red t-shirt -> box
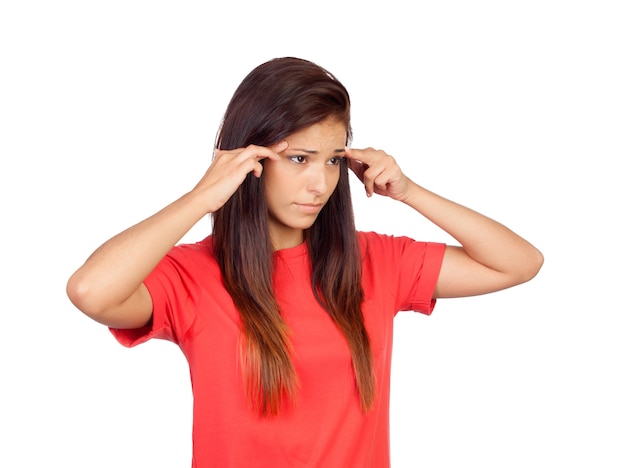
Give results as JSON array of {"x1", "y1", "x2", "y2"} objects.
[{"x1": 111, "y1": 231, "x2": 445, "y2": 467}]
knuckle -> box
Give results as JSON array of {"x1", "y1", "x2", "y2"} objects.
[{"x1": 246, "y1": 144, "x2": 263, "y2": 152}]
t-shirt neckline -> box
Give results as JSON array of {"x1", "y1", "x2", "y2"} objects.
[{"x1": 273, "y1": 241, "x2": 308, "y2": 260}]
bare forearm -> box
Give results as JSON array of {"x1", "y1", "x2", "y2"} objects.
[
  {"x1": 67, "y1": 191, "x2": 207, "y2": 316},
  {"x1": 402, "y1": 180, "x2": 543, "y2": 281},
  {"x1": 67, "y1": 143, "x2": 286, "y2": 325},
  {"x1": 344, "y1": 147, "x2": 543, "y2": 297}
]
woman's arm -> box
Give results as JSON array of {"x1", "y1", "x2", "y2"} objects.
[
  {"x1": 66, "y1": 192, "x2": 211, "y2": 329},
  {"x1": 345, "y1": 147, "x2": 544, "y2": 298},
  {"x1": 66, "y1": 143, "x2": 286, "y2": 328}
]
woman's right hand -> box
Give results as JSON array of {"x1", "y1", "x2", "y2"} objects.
[{"x1": 193, "y1": 141, "x2": 287, "y2": 214}]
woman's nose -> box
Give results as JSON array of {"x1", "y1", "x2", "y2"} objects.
[{"x1": 306, "y1": 166, "x2": 328, "y2": 195}]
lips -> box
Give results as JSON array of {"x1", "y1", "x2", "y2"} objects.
[{"x1": 294, "y1": 203, "x2": 324, "y2": 214}]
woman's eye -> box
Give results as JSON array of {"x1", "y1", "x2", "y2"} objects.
[
  {"x1": 328, "y1": 157, "x2": 342, "y2": 166},
  {"x1": 289, "y1": 155, "x2": 307, "y2": 164}
]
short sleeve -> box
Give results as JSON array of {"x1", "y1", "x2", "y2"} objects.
[
  {"x1": 359, "y1": 232, "x2": 445, "y2": 316},
  {"x1": 398, "y1": 240, "x2": 446, "y2": 315},
  {"x1": 109, "y1": 243, "x2": 204, "y2": 348}
]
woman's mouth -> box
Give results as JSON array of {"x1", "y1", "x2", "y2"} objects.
[{"x1": 294, "y1": 203, "x2": 324, "y2": 214}]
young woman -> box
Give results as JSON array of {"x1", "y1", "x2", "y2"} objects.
[{"x1": 66, "y1": 57, "x2": 543, "y2": 467}]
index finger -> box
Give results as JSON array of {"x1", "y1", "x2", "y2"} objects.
[
  {"x1": 245, "y1": 141, "x2": 287, "y2": 162},
  {"x1": 268, "y1": 140, "x2": 289, "y2": 158},
  {"x1": 240, "y1": 142, "x2": 287, "y2": 162},
  {"x1": 344, "y1": 147, "x2": 374, "y2": 165}
]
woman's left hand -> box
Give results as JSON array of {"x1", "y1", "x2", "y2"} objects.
[{"x1": 345, "y1": 147, "x2": 411, "y2": 201}]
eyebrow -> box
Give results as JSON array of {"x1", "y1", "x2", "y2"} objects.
[{"x1": 289, "y1": 148, "x2": 346, "y2": 154}]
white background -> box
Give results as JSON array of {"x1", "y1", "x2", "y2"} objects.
[{"x1": 1, "y1": 1, "x2": 624, "y2": 466}]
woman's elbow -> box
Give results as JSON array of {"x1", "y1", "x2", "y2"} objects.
[
  {"x1": 517, "y1": 246, "x2": 544, "y2": 284},
  {"x1": 66, "y1": 273, "x2": 152, "y2": 329},
  {"x1": 66, "y1": 272, "x2": 102, "y2": 319}
]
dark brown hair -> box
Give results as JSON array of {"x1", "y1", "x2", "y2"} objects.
[{"x1": 212, "y1": 57, "x2": 374, "y2": 415}]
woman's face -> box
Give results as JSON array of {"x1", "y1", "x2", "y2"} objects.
[{"x1": 263, "y1": 117, "x2": 347, "y2": 250}]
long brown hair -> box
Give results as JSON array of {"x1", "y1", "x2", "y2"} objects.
[{"x1": 212, "y1": 57, "x2": 375, "y2": 415}]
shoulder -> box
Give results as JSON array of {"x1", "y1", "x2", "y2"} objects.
[
  {"x1": 170, "y1": 235, "x2": 214, "y2": 256},
  {"x1": 145, "y1": 236, "x2": 222, "y2": 307},
  {"x1": 357, "y1": 230, "x2": 446, "y2": 264},
  {"x1": 357, "y1": 231, "x2": 416, "y2": 254},
  {"x1": 161, "y1": 235, "x2": 218, "y2": 273}
]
